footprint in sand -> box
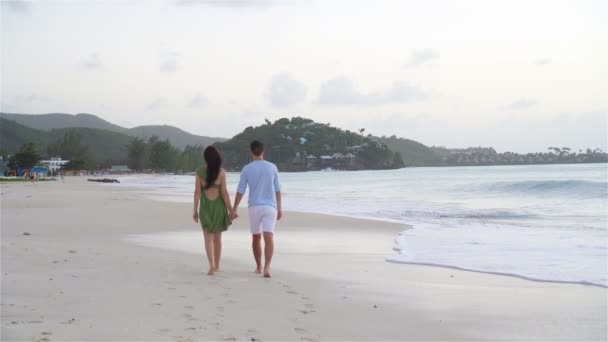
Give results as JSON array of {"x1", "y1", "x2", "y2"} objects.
[
  {"x1": 287, "y1": 290, "x2": 298, "y2": 295},
  {"x1": 153, "y1": 303, "x2": 162, "y2": 307},
  {"x1": 294, "y1": 327, "x2": 307, "y2": 334},
  {"x1": 304, "y1": 303, "x2": 314, "y2": 309},
  {"x1": 184, "y1": 305, "x2": 194, "y2": 310}
]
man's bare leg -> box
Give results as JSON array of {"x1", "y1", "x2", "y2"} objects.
[
  {"x1": 252, "y1": 233, "x2": 262, "y2": 273},
  {"x1": 213, "y1": 232, "x2": 222, "y2": 272},
  {"x1": 202, "y1": 230, "x2": 215, "y2": 275},
  {"x1": 262, "y1": 232, "x2": 274, "y2": 278}
]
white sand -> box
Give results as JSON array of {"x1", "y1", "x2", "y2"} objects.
[{"x1": 1, "y1": 178, "x2": 606, "y2": 341}]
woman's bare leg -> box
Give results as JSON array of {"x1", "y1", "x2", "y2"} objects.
[
  {"x1": 202, "y1": 230, "x2": 215, "y2": 275},
  {"x1": 213, "y1": 232, "x2": 222, "y2": 272}
]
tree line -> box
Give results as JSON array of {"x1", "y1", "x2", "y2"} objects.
[
  {"x1": 1, "y1": 130, "x2": 207, "y2": 173},
  {"x1": 126, "y1": 136, "x2": 204, "y2": 173}
]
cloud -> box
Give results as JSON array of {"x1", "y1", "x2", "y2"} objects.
[
  {"x1": 16, "y1": 93, "x2": 52, "y2": 104},
  {"x1": 534, "y1": 58, "x2": 550, "y2": 67},
  {"x1": 503, "y1": 98, "x2": 539, "y2": 110},
  {"x1": 160, "y1": 51, "x2": 182, "y2": 72},
  {"x1": 147, "y1": 97, "x2": 168, "y2": 110},
  {"x1": 405, "y1": 49, "x2": 439, "y2": 68},
  {"x1": 266, "y1": 72, "x2": 307, "y2": 107},
  {"x1": 188, "y1": 94, "x2": 207, "y2": 108},
  {"x1": 79, "y1": 53, "x2": 104, "y2": 71},
  {"x1": 317, "y1": 75, "x2": 429, "y2": 106},
  {"x1": 176, "y1": 0, "x2": 275, "y2": 9},
  {"x1": 3, "y1": 1, "x2": 32, "y2": 13}
]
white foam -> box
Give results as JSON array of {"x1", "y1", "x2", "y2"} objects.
[{"x1": 389, "y1": 222, "x2": 608, "y2": 287}]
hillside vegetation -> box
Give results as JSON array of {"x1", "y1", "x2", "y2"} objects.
[
  {"x1": 0, "y1": 112, "x2": 225, "y2": 149},
  {"x1": 216, "y1": 117, "x2": 404, "y2": 171}
]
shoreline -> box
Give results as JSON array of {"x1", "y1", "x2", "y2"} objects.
[
  {"x1": 2, "y1": 179, "x2": 606, "y2": 340},
  {"x1": 109, "y1": 174, "x2": 608, "y2": 289}
]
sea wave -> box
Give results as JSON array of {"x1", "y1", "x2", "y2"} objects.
[{"x1": 478, "y1": 180, "x2": 607, "y2": 198}]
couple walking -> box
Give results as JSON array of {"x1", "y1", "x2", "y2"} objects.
[{"x1": 193, "y1": 140, "x2": 282, "y2": 278}]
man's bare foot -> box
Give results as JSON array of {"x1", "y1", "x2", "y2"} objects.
[
  {"x1": 263, "y1": 268, "x2": 272, "y2": 278},
  {"x1": 254, "y1": 267, "x2": 262, "y2": 274},
  {"x1": 207, "y1": 268, "x2": 215, "y2": 275}
]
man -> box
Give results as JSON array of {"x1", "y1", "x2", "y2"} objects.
[{"x1": 233, "y1": 140, "x2": 282, "y2": 278}]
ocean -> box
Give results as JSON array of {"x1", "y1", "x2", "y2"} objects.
[{"x1": 111, "y1": 163, "x2": 608, "y2": 287}]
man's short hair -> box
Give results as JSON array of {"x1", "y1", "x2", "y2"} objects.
[{"x1": 250, "y1": 140, "x2": 264, "y2": 156}]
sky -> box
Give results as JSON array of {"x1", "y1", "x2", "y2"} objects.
[{"x1": 1, "y1": 0, "x2": 607, "y2": 153}]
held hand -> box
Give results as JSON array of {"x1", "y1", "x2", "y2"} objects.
[
  {"x1": 193, "y1": 211, "x2": 199, "y2": 223},
  {"x1": 277, "y1": 210, "x2": 282, "y2": 221}
]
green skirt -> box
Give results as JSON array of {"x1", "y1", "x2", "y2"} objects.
[{"x1": 199, "y1": 193, "x2": 231, "y2": 233}]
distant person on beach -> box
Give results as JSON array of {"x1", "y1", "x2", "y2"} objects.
[
  {"x1": 233, "y1": 140, "x2": 282, "y2": 278},
  {"x1": 193, "y1": 146, "x2": 237, "y2": 275}
]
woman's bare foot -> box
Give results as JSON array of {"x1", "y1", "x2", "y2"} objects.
[
  {"x1": 214, "y1": 267, "x2": 220, "y2": 272},
  {"x1": 263, "y1": 267, "x2": 272, "y2": 278},
  {"x1": 254, "y1": 266, "x2": 262, "y2": 274},
  {"x1": 207, "y1": 268, "x2": 215, "y2": 275}
]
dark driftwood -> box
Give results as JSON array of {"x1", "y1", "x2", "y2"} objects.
[{"x1": 87, "y1": 178, "x2": 120, "y2": 183}]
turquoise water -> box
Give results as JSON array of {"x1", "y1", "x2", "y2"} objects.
[{"x1": 113, "y1": 163, "x2": 608, "y2": 287}]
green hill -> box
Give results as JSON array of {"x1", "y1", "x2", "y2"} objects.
[
  {"x1": 0, "y1": 112, "x2": 226, "y2": 149},
  {"x1": 376, "y1": 136, "x2": 442, "y2": 166},
  {"x1": 47, "y1": 127, "x2": 132, "y2": 164},
  {"x1": 0, "y1": 112, "x2": 128, "y2": 133},
  {"x1": 216, "y1": 117, "x2": 404, "y2": 171},
  {"x1": 128, "y1": 125, "x2": 223, "y2": 150},
  {"x1": 0, "y1": 118, "x2": 50, "y2": 153},
  {"x1": 0, "y1": 118, "x2": 131, "y2": 165}
]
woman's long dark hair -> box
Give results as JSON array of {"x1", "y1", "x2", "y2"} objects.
[{"x1": 203, "y1": 146, "x2": 222, "y2": 190}]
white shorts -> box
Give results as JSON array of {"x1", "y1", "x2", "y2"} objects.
[{"x1": 248, "y1": 206, "x2": 277, "y2": 234}]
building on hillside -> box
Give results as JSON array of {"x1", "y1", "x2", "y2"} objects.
[
  {"x1": 332, "y1": 152, "x2": 346, "y2": 160},
  {"x1": 40, "y1": 158, "x2": 69, "y2": 174}
]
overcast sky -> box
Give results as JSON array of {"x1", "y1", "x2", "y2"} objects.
[{"x1": 1, "y1": 0, "x2": 607, "y2": 152}]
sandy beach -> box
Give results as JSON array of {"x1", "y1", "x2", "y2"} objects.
[{"x1": 1, "y1": 178, "x2": 606, "y2": 341}]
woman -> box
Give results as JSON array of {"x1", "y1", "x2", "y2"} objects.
[{"x1": 193, "y1": 146, "x2": 236, "y2": 275}]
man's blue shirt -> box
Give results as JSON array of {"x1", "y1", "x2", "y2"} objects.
[{"x1": 237, "y1": 160, "x2": 281, "y2": 208}]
